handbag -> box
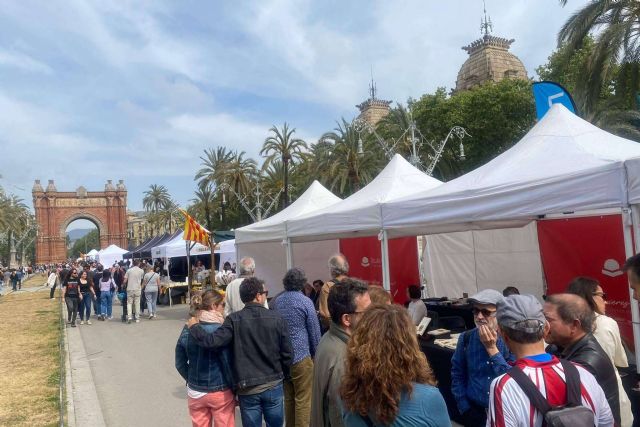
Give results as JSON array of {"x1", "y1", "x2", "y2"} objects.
[{"x1": 117, "y1": 291, "x2": 125, "y2": 302}]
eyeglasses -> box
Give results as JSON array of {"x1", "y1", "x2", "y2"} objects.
[
  {"x1": 593, "y1": 292, "x2": 608, "y2": 301},
  {"x1": 259, "y1": 290, "x2": 269, "y2": 296},
  {"x1": 472, "y1": 308, "x2": 497, "y2": 317}
]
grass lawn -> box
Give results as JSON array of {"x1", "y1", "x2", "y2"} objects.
[{"x1": 0, "y1": 290, "x2": 63, "y2": 426}]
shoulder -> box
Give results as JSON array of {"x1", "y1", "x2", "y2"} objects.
[
  {"x1": 595, "y1": 314, "x2": 618, "y2": 331},
  {"x1": 412, "y1": 382, "x2": 443, "y2": 399}
]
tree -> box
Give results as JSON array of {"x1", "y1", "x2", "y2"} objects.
[
  {"x1": 261, "y1": 123, "x2": 308, "y2": 207},
  {"x1": 195, "y1": 147, "x2": 233, "y2": 188},
  {"x1": 142, "y1": 184, "x2": 171, "y2": 234},
  {"x1": 191, "y1": 182, "x2": 217, "y2": 232},
  {"x1": 68, "y1": 229, "x2": 99, "y2": 259}
]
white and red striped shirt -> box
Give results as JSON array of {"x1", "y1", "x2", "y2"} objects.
[{"x1": 487, "y1": 355, "x2": 614, "y2": 427}]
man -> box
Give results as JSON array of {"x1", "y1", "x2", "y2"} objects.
[
  {"x1": 47, "y1": 267, "x2": 59, "y2": 299},
  {"x1": 92, "y1": 264, "x2": 103, "y2": 315},
  {"x1": 451, "y1": 289, "x2": 514, "y2": 427},
  {"x1": 318, "y1": 254, "x2": 349, "y2": 330},
  {"x1": 123, "y1": 260, "x2": 144, "y2": 324},
  {"x1": 544, "y1": 293, "x2": 621, "y2": 425},
  {"x1": 188, "y1": 277, "x2": 293, "y2": 427},
  {"x1": 224, "y1": 257, "x2": 266, "y2": 315},
  {"x1": 487, "y1": 294, "x2": 613, "y2": 426},
  {"x1": 272, "y1": 268, "x2": 322, "y2": 427},
  {"x1": 624, "y1": 253, "x2": 640, "y2": 302},
  {"x1": 310, "y1": 278, "x2": 370, "y2": 427}
]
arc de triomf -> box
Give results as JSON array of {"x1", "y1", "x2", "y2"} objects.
[{"x1": 32, "y1": 179, "x2": 128, "y2": 264}]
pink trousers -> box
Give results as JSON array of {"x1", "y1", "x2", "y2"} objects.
[{"x1": 187, "y1": 389, "x2": 235, "y2": 427}]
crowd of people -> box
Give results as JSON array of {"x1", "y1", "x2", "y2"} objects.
[
  {"x1": 175, "y1": 253, "x2": 640, "y2": 427},
  {"x1": 46, "y1": 258, "x2": 163, "y2": 326}
]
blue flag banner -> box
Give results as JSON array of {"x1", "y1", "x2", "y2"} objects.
[{"x1": 532, "y1": 81, "x2": 577, "y2": 120}]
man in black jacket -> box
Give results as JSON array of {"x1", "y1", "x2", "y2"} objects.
[
  {"x1": 544, "y1": 293, "x2": 620, "y2": 425},
  {"x1": 188, "y1": 277, "x2": 293, "y2": 427}
]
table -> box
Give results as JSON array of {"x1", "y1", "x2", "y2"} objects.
[
  {"x1": 419, "y1": 338, "x2": 463, "y2": 423},
  {"x1": 424, "y1": 302, "x2": 475, "y2": 330}
]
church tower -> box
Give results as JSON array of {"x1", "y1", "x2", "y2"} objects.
[
  {"x1": 455, "y1": 2, "x2": 528, "y2": 92},
  {"x1": 356, "y1": 77, "x2": 392, "y2": 126}
]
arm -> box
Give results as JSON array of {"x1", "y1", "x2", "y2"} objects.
[
  {"x1": 318, "y1": 282, "x2": 331, "y2": 319},
  {"x1": 188, "y1": 316, "x2": 233, "y2": 349},
  {"x1": 450, "y1": 331, "x2": 470, "y2": 414},
  {"x1": 306, "y1": 299, "x2": 322, "y2": 357},
  {"x1": 279, "y1": 318, "x2": 294, "y2": 378},
  {"x1": 487, "y1": 340, "x2": 513, "y2": 376},
  {"x1": 174, "y1": 327, "x2": 189, "y2": 381}
]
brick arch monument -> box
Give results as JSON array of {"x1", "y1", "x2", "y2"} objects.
[{"x1": 32, "y1": 179, "x2": 128, "y2": 263}]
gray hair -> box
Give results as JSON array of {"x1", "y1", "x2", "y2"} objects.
[
  {"x1": 328, "y1": 254, "x2": 349, "y2": 279},
  {"x1": 238, "y1": 257, "x2": 255, "y2": 276}
]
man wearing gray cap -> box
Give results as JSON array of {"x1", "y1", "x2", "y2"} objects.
[
  {"x1": 451, "y1": 289, "x2": 514, "y2": 427},
  {"x1": 487, "y1": 294, "x2": 613, "y2": 427}
]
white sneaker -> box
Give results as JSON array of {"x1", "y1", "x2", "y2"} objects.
[
  {"x1": 86, "y1": 320, "x2": 92, "y2": 325},
  {"x1": 80, "y1": 320, "x2": 84, "y2": 325},
  {"x1": 135, "y1": 319, "x2": 140, "y2": 323}
]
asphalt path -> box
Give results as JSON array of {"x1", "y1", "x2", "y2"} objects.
[{"x1": 78, "y1": 302, "x2": 191, "y2": 427}]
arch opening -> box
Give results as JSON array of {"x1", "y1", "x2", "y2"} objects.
[{"x1": 65, "y1": 218, "x2": 100, "y2": 260}]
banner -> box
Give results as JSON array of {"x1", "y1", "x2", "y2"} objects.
[
  {"x1": 339, "y1": 236, "x2": 420, "y2": 304},
  {"x1": 536, "y1": 214, "x2": 634, "y2": 348},
  {"x1": 532, "y1": 81, "x2": 577, "y2": 120}
]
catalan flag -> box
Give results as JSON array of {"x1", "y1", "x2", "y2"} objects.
[{"x1": 180, "y1": 209, "x2": 210, "y2": 246}]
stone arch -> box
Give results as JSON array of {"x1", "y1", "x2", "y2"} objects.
[{"x1": 32, "y1": 180, "x2": 128, "y2": 263}]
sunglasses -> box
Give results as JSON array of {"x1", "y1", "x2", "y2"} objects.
[
  {"x1": 593, "y1": 292, "x2": 608, "y2": 301},
  {"x1": 472, "y1": 307, "x2": 497, "y2": 317},
  {"x1": 259, "y1": 290, "x2": 269, "y2": 296}
]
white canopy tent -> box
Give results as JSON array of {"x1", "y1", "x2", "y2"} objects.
[
  {"x1": 286, "y1": 154, "x2": 443, "y2": 287},
  {"x1": 217, "y1": 239, "x2": 236, "y2": 271},
  {"x1": 96, "y1": 244, "x2": 128, "y2": 267},
  {"x1": 235, "y1": 180, "x2": 342, "y2": 293},
  {"x1": 381, "y1": 104, "x2": 640, "y2": 369},
  {"x1": 152, "y1": 234, "x2": 210, "y2": 259}
]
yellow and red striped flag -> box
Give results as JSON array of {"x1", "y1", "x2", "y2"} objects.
[{"x1": 179, "y1": 209, "x2": 210, "y2": 246}]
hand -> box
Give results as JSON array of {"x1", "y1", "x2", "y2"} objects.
[
  {"x1": 478, "y1": 324, "x2": 499, "y2": 356},
  {"x1": 186, "y1": 316, "x2": 199, "y2": 328}
]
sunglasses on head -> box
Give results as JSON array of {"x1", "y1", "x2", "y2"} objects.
[
  {"x1": 593, "y1": 292, "x2": 608, "y2": 301},
  {"x1": 472, "y1": 307, "x2": 497, "y2": 317}
]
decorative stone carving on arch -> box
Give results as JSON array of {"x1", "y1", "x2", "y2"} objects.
[{"x1": 32, "y1": 179, "x2": 128, "y2": 264}]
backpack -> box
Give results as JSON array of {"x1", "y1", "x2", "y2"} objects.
[{"x1": 508, "y1": 359, "x2": 595, "y2": 427}]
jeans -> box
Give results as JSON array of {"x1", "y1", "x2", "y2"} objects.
[
  {"x1": 121, "y1": 293, "x2": 128, "y2": 320},
  {"x1": 126, "y1": 289, "x2": 141, "y2": 320},
  {"x1": 145, "y1": 289, "x2": 158, "y2": 315},
  {"x1": 79, "y1": 292, "x2": 92, "y2": 320},
  {"x1": 188, "y1": 389, "x2": 235, "y2": 427},
  {"x1": 49, "y1": 282, "x2": 57, "y2": 299},
  {"x1": 93, "y1": 290, "x2": 101, "y2": 315},
  {"x1": 65, "y1": 297, "x2": 79, "y2": 324},
  {"x1": 100, "y1": 291, "x2": 112, "y2": 317},
  {"x1": 284, "y1": 357, "x2": 313, "y2": 427},
  {"x1": 238, "y1": 382, "x2": 284, "y2": 427},
  {"x1": 459, "y1": 401, "x2": 488, "y2": 427}
]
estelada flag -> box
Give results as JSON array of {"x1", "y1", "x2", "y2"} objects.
[{"x1": 179, "y1": 209, "x2": 210, "y2": 246}]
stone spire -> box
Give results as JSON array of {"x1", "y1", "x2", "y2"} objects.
[
  {"x1": 356, "y1": 72, "x2": 392, "y2": 126},
  {"x1": 32, "y1": 179, "x2": 44, "y2": 193},
  {"x1": 45, "y1": 179, "x2": 57, "y2": 193}
]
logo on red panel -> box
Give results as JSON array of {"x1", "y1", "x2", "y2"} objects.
[
  {"x1": 361, "y1": 257, "x2": 370, "y2": 267},
  {"x1": 602, "y1": 259, "x2": 623, "y2": 277}
]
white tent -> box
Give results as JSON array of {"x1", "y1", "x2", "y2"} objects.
[
  {"x1": 235, "y1": 180, "x2": 342, "y2": 293},
  {"x1": 381, "y1": 104, "x2": 640, "y2": 368},
  {"x1": 86, "y1": 249, "x2": 99, "y2": 256},
  {"x1": 152, "y1": 234, "x2": 210, "y2": 259},
  {"x1": 96, "y1": 244, "x2": 128, "y2": 267},
  {"x1": 217, "y1": 239, "x2": 236, "y2": 271}
]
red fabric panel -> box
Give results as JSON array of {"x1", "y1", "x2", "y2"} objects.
[
  {"x1": 339, "y1": 236, "x2": 419, "y2": 305},
  {"x1": 537, "y1": 215, "x2": 634, "y2": 347}
]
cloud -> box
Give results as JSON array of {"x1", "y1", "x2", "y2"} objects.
[{"x1": 0, "y1": 49, "x2": 53, "y2": 74}]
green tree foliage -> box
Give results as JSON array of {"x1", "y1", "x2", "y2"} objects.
[{"x1": 68, "y1": 229, "x2": 100, "y2": 259}]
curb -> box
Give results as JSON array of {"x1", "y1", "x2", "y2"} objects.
[{"x1": 63, "y1": 299, "x2": 107, "y2": 427}]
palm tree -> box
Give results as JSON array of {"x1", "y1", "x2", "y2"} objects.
[
  {"x1": 261, "y1": 123, "x2": 308, "y2": 207},
  {"x1": 195, "y1": 147, "x2": 232, "y2": 187},
  {"x1": 558, "y1": 0, "x2": 640, "y2": 117},
  {"x1": 192, "y1": 182, "x2": 217, "y2": 231},
  {"x1": 224, "y1": 150, "x2": 258, "y2": 196},
  {"x1": 143, "y1": 184, "x2": 171, "y2": 233}
]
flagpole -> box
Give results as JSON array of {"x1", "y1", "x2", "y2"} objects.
[
  {"x1": 209, "y1": 233, "x2": 215, "y2": 288},
  {"x1": 185, "y1": 240, "x2": 191, "y2": 303}
]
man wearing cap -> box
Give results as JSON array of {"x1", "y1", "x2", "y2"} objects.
[
  {"x1": 451, "y1": 289, "x2": 514, "y2": 427},
  {"x1": 487, "y1": 294, "x2": 613, "y2": 427},
  {"x1": 543, "y1": 293, "x2": 620, "y2": 425}
]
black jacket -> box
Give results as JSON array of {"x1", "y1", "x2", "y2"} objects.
[
  {"x1": 189, "y1": 302, "x2": 293, "y2": 390},
  {"x1": 554, "y1": 333, "x2": 620, "y2": 426}
]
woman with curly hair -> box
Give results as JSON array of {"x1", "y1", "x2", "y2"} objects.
[{"x1": 340, "y1": 304, "x2": 451, "y2": 426}]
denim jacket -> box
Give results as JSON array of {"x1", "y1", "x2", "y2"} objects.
[
  {"x1": 175, "y1": 322, "x2": 234, "y2": 393},
  {"x1": 189, "y1": 302, "x2": 293, "y2": 390}
]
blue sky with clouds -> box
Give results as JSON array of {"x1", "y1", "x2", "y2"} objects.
[{"x1": 0, "y1": 0, "x2": 585, "y2": 229}]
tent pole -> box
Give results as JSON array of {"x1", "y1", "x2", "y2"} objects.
[
  {"x1": 186, "y1": 240, "x2": 191, "y2": 304},
  {"x1": 625, "y1": 206, "x2": 640, "y2": 373},
  {"x1": 380, "y1": 230, "x2": 391, "y2": 292},
  {"x1": 285, "y1": 238, "x2": 293, "y2": 270},
  {"x1": 210, "y1": 235, "x2": 216, "y2": 284}
]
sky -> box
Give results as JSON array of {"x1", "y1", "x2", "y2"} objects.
[{"x1": 0, "y1": 0, "x2": 586, "y2": 230}]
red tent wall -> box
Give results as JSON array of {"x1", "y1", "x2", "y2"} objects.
[
  {"x1": 339, "y1": 236, "x2": 419, "y2": 305},
  {"x1": 537, "y1": 214, "x2": 634, "y2": 347}
]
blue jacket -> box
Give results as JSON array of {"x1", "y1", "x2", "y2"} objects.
[{"x1": 175, "y1": 322, "x2": 234, "y2": 393}]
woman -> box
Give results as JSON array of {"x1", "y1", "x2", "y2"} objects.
[
  {"x1": 78, "y1": 270, "x2": 96, "y2": 325},
  {"x1": 175, "y1": 290, "x2": 235, "y2": 427},
  {"x1": 406, "y1": 285, "x2": 428, "y2": 325},
  {"x1": 341, "y1": 304, "x2": 450, "y2": 426},
  {"x1": 62, "y1": 269, "x2": 81, "y2": 327},
  {"x1": 567, "y1": 276, "x2": 633, "y2": 427},
  {"x1": 98, "y1": 270, "x2": 115, "y2": 321},
  {"x1": 143, "y1": 266, "x2": 161, "y2": 319}
]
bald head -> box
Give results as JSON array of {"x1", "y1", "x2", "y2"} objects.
[
  {"x1": 328, "y1": 254, "x2": 349, "y2": 279},
  {"x1": 545, "y1": 293, "x2": 593, "y2": 333}
]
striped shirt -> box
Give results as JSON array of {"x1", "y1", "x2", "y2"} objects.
[{"x1": 487, "y1": 355, "x2": 614, "y2": 427}]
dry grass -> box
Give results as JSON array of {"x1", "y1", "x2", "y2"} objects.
[
  {"x1": 21, "y1": 274, "x2": 49, "y2": 289},
  {"x1": 0, "y1": 290, "x2": 62, "y2": 426}
]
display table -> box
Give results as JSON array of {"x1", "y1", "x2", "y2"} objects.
[
  {"x1": 160, "y1": 282, "x2": 188, "y2": 306},
  {"x1": 419, "y1": 338, "x2": 462, "y2": 423}
]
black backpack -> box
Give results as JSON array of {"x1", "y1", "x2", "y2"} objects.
[{"x1": 508, "y1": 359, "x2": 595, "y2": 427}]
